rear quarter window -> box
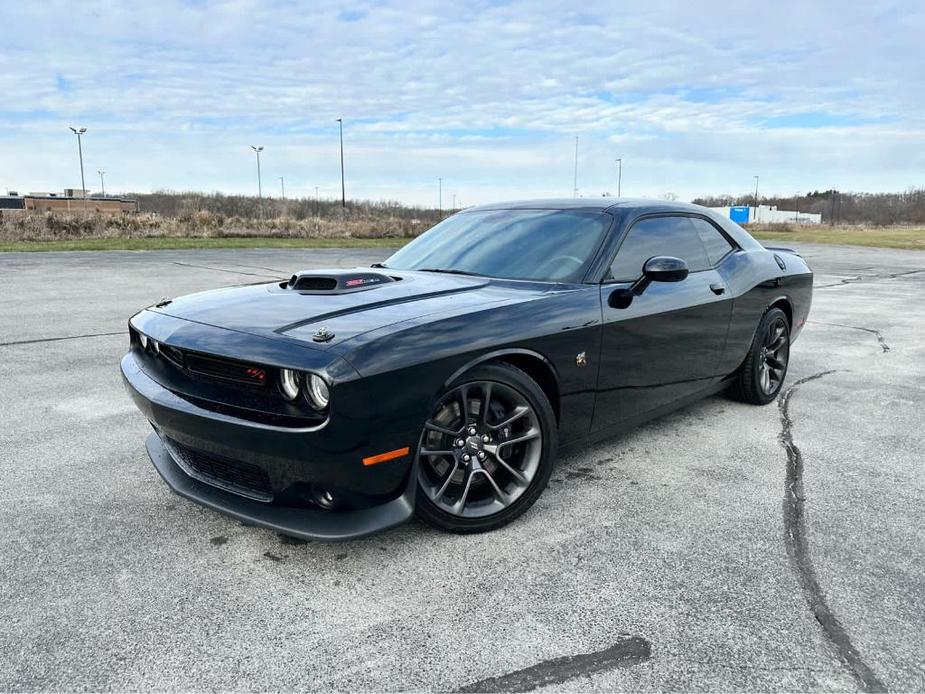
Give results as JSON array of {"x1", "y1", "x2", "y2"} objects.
[{"x1": 689, "y1": 217, "x2": 736, "y2": 265}]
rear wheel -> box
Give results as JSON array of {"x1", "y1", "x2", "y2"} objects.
[
  {"x1": 731, "y1": 307, "x2": 791, "y2": 405},
  {"x1": 415, "y1": 363, "x2": 557, "y2": 533}
]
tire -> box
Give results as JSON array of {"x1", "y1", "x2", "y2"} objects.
[
  {"x1": 730, "y1": 307, "x2": 791, "y2": 405},
  {"x1": 414, "y1": 362, "x2": 558, "y2": 534}
]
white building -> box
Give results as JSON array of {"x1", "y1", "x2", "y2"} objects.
[{"x1": 710, "y1": 204, "x2": 821, "y2": 225}]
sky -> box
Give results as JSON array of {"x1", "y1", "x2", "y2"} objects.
[{"x1": 1, "y1": 0, "x2": 923, "y2": 207}]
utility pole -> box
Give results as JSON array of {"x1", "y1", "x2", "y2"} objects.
[
  {"x1": 573, "y1": 136, "x2": 579, "y2": 198},
  {"x1": 279, "y1": 176, "x2": 285, "y2": 198},
  {"x1": 336, "y1": 118, "x2": 346, "y2": 209},
  {"x1": 98, "y1": 170, "x2": 105, "y2": 197},
  {"x1": 753, "y1": 175, "x2": 760, "y2": 223},
  {"x1": 69, "y1": 127, "x2": 87, "y2": 203},
  {"x1": 615, "y1": 158, "x2": 622, "y2": 197},
  {"x1": 452, "y1": 193, "x2": 456, "y2": 210},
  {"x1": 315, "y1": 185, "x2": 320, "y2": 200},
  {"x1": 438, "y1": 177, "x2": 443, "y2": 216}
]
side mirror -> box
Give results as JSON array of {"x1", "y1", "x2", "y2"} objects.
[
  {"x1": 642, "y1": 256, "x2": 689, "y2": 283},
  {"x1": 607, "y1": 256, "x2": 689, "y2": 309}
]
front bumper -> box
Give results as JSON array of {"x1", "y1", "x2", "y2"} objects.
[
  {"x1": 121, "y1": 352, "x2": 418, "y2": 541},
  {"x1": 145, "y1": 432, "x2": 416, "y2": 542}
]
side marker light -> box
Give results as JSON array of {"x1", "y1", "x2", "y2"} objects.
[{"x1": 362, "y1": 447, "x2": 411, "y2": 467}]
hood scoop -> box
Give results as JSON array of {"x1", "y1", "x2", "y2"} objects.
[{"x1": 283, "y1": 270, "x2": 397, "y2": 295}]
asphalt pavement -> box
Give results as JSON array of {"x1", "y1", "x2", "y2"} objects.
[{"x1": 0, "y1": 243, "x2": 922, "y2": 691}]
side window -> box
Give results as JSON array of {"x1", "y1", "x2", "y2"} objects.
[
  {"x1": 689, "y1": 217, "x2": 735, "y2": 266},
  {"x1": 608, "y1": 216, "x2": 710, "y2": 281}
]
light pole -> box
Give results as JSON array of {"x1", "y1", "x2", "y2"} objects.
[
  {"x1": 315, "y1": 185, "x2": 320, "y2": 200},
  {"x1": 438, "y1": 177, "x2": 443, "y2": 216},
  {"x1": 452, "y1": 193, "x2": 456, "y2": 210},
  {"x1": 98, "y1": 170, "x2": 105, "y2": 197},
  {"x1": 753, "y1": 175, "x2": 760, "y2": 223},
  {"x1": 69, "y1": 126, "x2": 87, "y2": 200},
  {"x1": 336, "y1": 118, "x2": 346, "y2": 209},
  {"x1": 615, "y1": 158, "x2": 622, "y2": 197},
  {"x1": 279, "y1": 176, "x2": 285, "y2": 198},
  {"x1": 251, "y1": 146, "x2": 264, "y2": 219},
  {"x1": 573, "y1": 136, "x2": 579, "y2": 198},
  {"x1": 251, "y1": 146, "x2": 264, "y2": 198}
]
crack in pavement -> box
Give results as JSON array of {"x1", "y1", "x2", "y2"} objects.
[
  {"x1": 816, "y1": 275, "x2": 864, "y2": 289},
  {"x1": 171, "y1": 261, "x2": 282, "y2": 278},
  {"x1": 229, "y1": 262, "x2": 291, "y2": 274},
  {"x1": 816, "y1": 268, "x2": 924, "y2": 289},
  {"x1": 808, "y1": 321, "x2": 890, "y2": 353},
  {"x1": 457, "y1": 635, "x2": 651, "y2": 693},
  {"x1": 0, "y1": 331, "x2": 125, "y2": 347},
  {"x1": 779, "y1": 371, "x2": 886, "y2": 693}
]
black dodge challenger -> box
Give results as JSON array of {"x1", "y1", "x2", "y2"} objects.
[{"x1": 122, "y1": 199, "x2": 812, "y2": 540}]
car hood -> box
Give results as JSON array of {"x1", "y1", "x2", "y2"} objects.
[{"x1": 149, "y1": 268, "x2": 548, "y2": 350}]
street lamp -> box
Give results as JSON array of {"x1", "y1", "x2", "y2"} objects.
[
  {"x1": 753, "y1": 175, "x2": 760, "y2": 222},
  {"x1": 279, "y1": 176, "x2": 285, "y2": 199},
  {"x1": 615, "y1": 158, "x2": 622, "y2": 198},
  {"x1": 98, "y1": 170, "x2": 105, "y2": 197},
  {"x1": 69, "y1": 126, "x2": 87, "y2": 200},
  {"x1": 251, "y1": 146, "x2": 264, "y2": 200},
  {"x1": 336, "y1": 118, "x2": 346, "y2": 209}
]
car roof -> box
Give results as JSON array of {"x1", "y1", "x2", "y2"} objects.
[
  {"x1": 462, "y1": 197, "x2": 764, "y2": 251},
  {"x1": 465, "y1": 197, "x2": 712, "y2": 215}
]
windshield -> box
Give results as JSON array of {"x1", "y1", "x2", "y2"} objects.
[{"x1": 383, "y1": 209, "x2": 612, "y2": 282}]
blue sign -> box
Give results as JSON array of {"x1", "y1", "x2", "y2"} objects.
[{"x1": 729, "y1": 206, "x2": 750, "y2": 223}]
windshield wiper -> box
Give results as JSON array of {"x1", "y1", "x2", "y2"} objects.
[
  {"x1": 370, "y1": 262, "x2": 388, "y2": 268},
  {"x1": 417, "y1": 267, "x2": 484, "y2": 277}
]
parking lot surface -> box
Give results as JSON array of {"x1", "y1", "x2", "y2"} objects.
[{"x1": 1, "y1": 243, "x2": 923, "y2": 691}]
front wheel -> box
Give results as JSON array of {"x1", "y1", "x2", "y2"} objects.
[
  {"x1": 731, "y1": 307, "x2": 791, "y2": 405},
  {"x1": 415, "y1": 363, "x2": 557, "y2": 533}
]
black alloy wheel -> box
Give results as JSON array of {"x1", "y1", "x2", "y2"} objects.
[
  {"x1": 415, "y1": 363, "x2": 556, "y2": 533},
  {"x1": 732, "y1": 307, "x2": 791, "y2": 405}
]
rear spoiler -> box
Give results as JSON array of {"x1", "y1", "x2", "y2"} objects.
[{"x1": 762, "y1": 244, "x2": 802, "y2": 258}]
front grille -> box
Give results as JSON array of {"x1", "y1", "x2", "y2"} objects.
[
  {"x1": 158, "y1": 343, "x2": 185, "y2": 369},
  {"x1": 164, "y1": 438, "x2": 273, "y2": 502},
  {"x1": 185, "y1": 352, "x2": 269, "y2": 387}
]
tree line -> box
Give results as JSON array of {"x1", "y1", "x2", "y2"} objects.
[
  {"x1": 692, "y1": 188, "x2": 925, "y2": 226},
  {"x1": 129, "y1": 190, "x2": 447, "y2": 225},
  {"x1": 124, "y1": 188, "x2": 925, "y2": 226}
]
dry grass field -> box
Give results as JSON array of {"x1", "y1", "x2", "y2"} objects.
[
  {"x1": 1, "y1": 211, "x2": 923, "y2": 252},
  {"x1": 749, "y1": 224, "x2": 925, "y2": 250}
]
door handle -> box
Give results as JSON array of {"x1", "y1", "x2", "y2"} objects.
[{"x1": 710, "y1": 283, "x2": 726, "y2": 295}]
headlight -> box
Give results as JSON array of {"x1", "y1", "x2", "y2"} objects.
[
  {"x1": 279, "y1": 368, "x2": 301, "y2": 401},
  {"x1": 306, "y1": 374, "x2": 330, "y2": 410},
  {"x1": 138, "y1": 333, "x2": 148, "y2": 350}
]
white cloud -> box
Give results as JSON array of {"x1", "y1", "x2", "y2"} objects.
[{"x1": 0, "y1": 0, "x2": 922, "y2": 204}]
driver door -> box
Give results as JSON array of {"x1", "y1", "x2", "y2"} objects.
[{"x1": 591, "y1": 214, "x2": 733, "y2": 432}]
